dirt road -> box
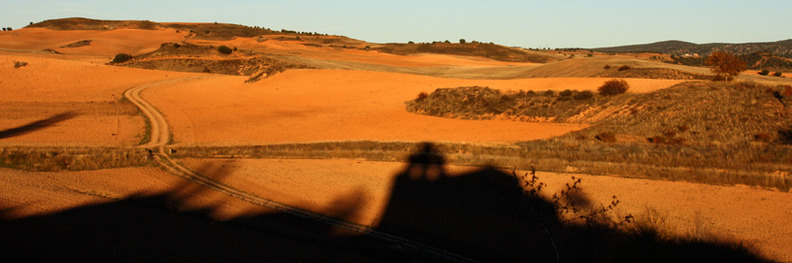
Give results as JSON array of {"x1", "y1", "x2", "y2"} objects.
[{"x1": 122, "y1": 76, "x2": 478, "y2": 262}]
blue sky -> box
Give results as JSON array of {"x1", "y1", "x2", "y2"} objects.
[{"x1": 2, "y1": 0, "x2": 791, "y2": 48}]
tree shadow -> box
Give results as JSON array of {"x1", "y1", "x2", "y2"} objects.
[
  {"x1": 0, "y1": 142, "x2": 777, "y2": 262},
  {"x1": 0, "y1": 111, "x2": 78, "y2": 139}
]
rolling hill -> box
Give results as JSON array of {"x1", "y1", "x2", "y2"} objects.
[{"x1": 595, "y1": 39, "x2": 792, "y2": 58}]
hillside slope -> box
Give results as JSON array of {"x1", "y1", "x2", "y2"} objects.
[{"x1": 595, "y1": 39, "x2": 792, "y2": 58}]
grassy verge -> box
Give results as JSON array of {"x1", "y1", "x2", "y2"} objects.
[
  {"x1": 0, "y1": 146, "x2": 154, "y2": 171},
  {"x1": 138, "y1": 112, "x2": 152, "y2": 146},
  {"x1": 171, "y1": 140, "x2": 792, "y2": 191}
]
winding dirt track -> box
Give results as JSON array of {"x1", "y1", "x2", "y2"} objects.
[{"x1": 123, "y1": 77, "x2": 478, "y2": 262}]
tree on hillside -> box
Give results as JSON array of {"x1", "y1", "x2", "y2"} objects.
[
  {"x1": 459, "y1": 38, "x2": 466, "y2": 44},
  {"x1": 705, "y1": 51, "x2": 746, "y2": 81}
]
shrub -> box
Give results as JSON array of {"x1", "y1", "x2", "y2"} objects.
[
  {"x1": 603, "y1": 65, "x2": 611, "y2": 69},
  {"x1": 618, "y1": 65, "x2": 631, "y2": 71},
  {"x1": 595, "y1": 132, "x2": 616, "y2": 142},
  {"x1": 417, "y1": 92, "x2": 428, "y2": 100},
  {"x1": 111, "y1": 53, "x2": 132, "y2": 63},
  {"x1": 779, "y1": 127, "x2": 792, "y2": 145},
  {"x1": 754, "y1": 133, "x2": 772, "y2": 142},
  {"x1": 217, "y1": 45, "x2": 233, "y2": 54},
  {"x1": 543, "y1": 90, "x2": 556, "y2": 96},
  {"x1": 574, "y1": 90, "x2": 594, "y2": 100},
  {"x1": 759, "y1": 69, "x2": 770, "y2": 75},
  {"x1": 773, "y1": 72, "x2": 783, "y2": 77},
  {"x1": 598, "y1": 79, "x2": 629, "y2": 96},
  {"x1": 558, "y1": 89, "x2": 574, "y2": 97},
  {"x1": 13, "y1": 61, "x2": 28, "y2": 69}
]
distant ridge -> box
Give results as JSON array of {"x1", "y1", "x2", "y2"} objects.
[{"x1": 594, "y1": 39, "x2": 792, "y2": 58}]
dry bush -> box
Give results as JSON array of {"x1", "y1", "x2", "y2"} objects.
[
  {"x1": 111, "y1": 53, "x2": 132, "y2": 63},
  {"x1": 773, "y1": 72, "x2": 783, "y2": 77},
  {"x1": 558, "y1": 89, "x2": 574, "y2": 97},
  {"x1": 617, "y1": 65, "x2": 631, "y2": 71},
  {"x1": 595, "y1": 132, "x2": 616, "y2": 142},
  {"x1": 753, "y1": 133, "x2": 772, "y2": 142},
  {"x1": 13, "y1": 61, "x2": 28, "y2": 68},
  {"x1": 597, "y1": 79, "x2": 629, "y2": 96},
  {"x1": 217, "y1": 45, "x2": 233, "y2": 54},
  {"x1": 779, "y1": 127, "x2": 792, "y2": 145},
  {"x1": 417, "y1": 91, "x2": 428, "y2": 100},
  {"x1": 758, "y1": 69, "x2": 770, "y2": 75},
  {"x1": 603, "y1": 65, "x2": 611, "y2": 69},
  {"x1": 574, "y1": 90, "x2": 594, "y2": 100}
]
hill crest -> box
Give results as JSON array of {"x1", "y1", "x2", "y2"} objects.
[{"x1": 595, "y1": 39, "x2": 792, "y2": 58}]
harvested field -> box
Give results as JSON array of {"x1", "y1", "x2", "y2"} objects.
[
  {"x1": 0, "y1": 27, "x2": 187, "y2": 57},
  {"x1": 0, "y1": 101, "x2": 144, "y2": 146},
  {"x1": 0, "y1": 166, "x2": 379, "y2": 262},
  {"x1": 0, "y1": 54, "x2": 193, "y2": 102},
  {"x1": 177, "y1": 158, "x2": 792, "y2": 262},
  {"x1": 2, "y1": 19, "x2": 790, "y2": 262},
  {"x1": 145, "y1": 69, "x2": 683, "y2": 145}
]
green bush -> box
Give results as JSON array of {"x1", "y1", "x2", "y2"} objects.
[
  {"x1": 598, "y1": 79, "x2": 629, "y2": 96},
  {"x1": 217, "y1": 45, "x2": 233, "y2": 54},
  {"x1": 558, "y1": 89, "x2": 574, "y2": 97},
  {"x1": 773, "y1": 72, "x2": 783, "y2": 77},
  {"x1": 759, "y1": 69, "x2": 770, "y2": 75},
  {"x1": 111, "y1": 53, "x2": 132, "y2": 63}
]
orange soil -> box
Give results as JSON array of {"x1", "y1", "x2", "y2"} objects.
[
  {"x1": 0, "y1": 54, "x2": 193, "y2": 102},
  {"x1": 179, "y1": 158, "x2": 792, "y2": 262},
  {"x1": 0, "y1": 116, "x2": 142, "y2": 146},
  {"x1": 0, "y1": 27, "x2": 187, "y2": 58},
  {"x1": 146, "y1": 69, "x2": 681, "y2": 145},
  {"x1": 0, "y1": 54, "x2": 196, "y2": 146},
  {"x1": 0, "y1": 167, "x2": 270, "y2": 221},
  {"x1": 212, "y1": 35, "x2": 532, "y2": 68}
]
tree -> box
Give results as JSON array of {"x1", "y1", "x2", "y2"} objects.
[
  {"x1": 459, "y1": 38, "x2": 466, "y2": 44},
  {"x1": 705, "y1": 51, "x2": 746, "y2": 81}
]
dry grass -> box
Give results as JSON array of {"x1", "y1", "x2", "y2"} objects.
[
  {"x1": 0, "y1": 146, "x2": 153, "y2": 171},
  {"x1": 170, "y1": 140, "x2": 792, "y2": 191},
  {"x1": 114, "y1": 42, "x2": 311, "y2": 80}
]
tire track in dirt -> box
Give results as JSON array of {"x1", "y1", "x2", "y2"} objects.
[{"x1": 123, "y1": 77, "x2": 479, "y2": 263}]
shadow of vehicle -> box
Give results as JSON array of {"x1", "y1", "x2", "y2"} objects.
[{"x1": 0, "y1": 143, "x2": 775, "y2": 262}]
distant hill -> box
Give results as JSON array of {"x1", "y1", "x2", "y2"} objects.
[
  {"x1": 594, "y1": 39, "x2": 792, "y2": 58},
  {"x1": 27, "y1": 17, "x2": 300, "y2": 40},
  {"x1": 374, "y1": 42, "x2": 556, "y2": 63},
  {"x1": 27, "y1": 17, "x2": 160, "y2": 30}
]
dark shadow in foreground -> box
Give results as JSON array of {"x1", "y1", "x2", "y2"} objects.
[
  {"x1": 0, "y1": 143, "x2": 776, "y2": 262},
  {"x1": 0, "y1": 112, "x2": 78, "y2": 139}
]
